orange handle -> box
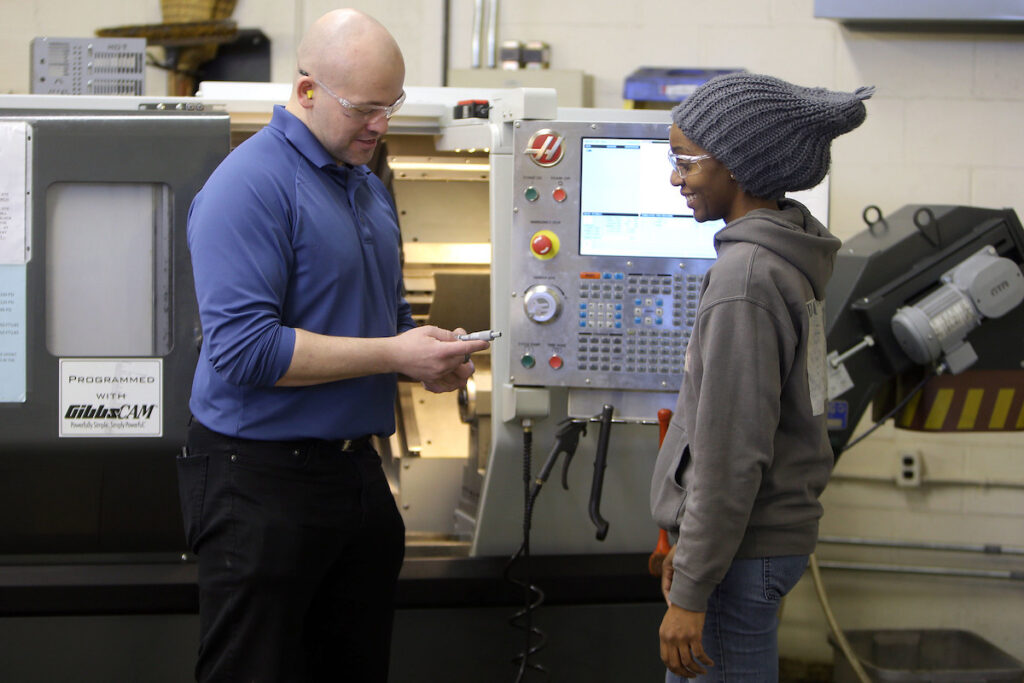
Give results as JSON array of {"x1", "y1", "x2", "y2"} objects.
[
  {"x1": 648, "y1": 409, "x2": 674, "y2": 576},
  {"x1": 657, "y1": 408, "x2": 671, "y2": 445}
]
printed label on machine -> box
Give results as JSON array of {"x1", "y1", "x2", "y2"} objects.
[
  {"x1": 58, "y1": 358, "x2": 163, "y2": 437},
  {"x1": 0, "y1": 264, "x2": 26, "y2": 402},
  {"x1": 0, "y1": 121, "x2": 29, "y2": 265}
]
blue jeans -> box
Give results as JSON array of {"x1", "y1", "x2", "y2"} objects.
[{"x1": 666, "y1": 555, "x2": 808, "y2": 683}]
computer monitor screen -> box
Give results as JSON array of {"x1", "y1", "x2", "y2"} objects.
[{"x1": 579, "y1": 137, "x2": 722, "y2": 259}]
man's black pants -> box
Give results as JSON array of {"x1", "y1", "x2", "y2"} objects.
[{"x1": 178, "y1": 420, "x2": 406, "y2": 682}]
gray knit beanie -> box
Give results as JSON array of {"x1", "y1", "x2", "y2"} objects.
[{"x1": 671, "y1": 72, "x2": 874, "y2": 200}]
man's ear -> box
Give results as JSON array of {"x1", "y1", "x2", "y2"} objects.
[{"x1": 296, "y1": 77, "x2": 315, "y2": 108}]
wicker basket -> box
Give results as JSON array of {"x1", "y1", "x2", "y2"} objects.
[
  {"x1": 96, "y1": 0, "x2": 238, "y2": 95},
  {"x1": 95, "y1": 20, "x2": 237, "y2": 47},
  {"x1": 160, "y1": 0, "x2": 236, "y2": 23}
]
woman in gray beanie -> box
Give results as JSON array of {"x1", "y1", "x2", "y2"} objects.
[{"x1": 650, "y1": 72, "x2": 872, "y2": 682}]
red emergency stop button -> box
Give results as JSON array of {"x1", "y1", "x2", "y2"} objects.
[
  {"x1": 529, "y1": 230, "x2": 560, "y2": 260},
  {"x1": 548, "y1": 355, "x2": 564, "y2": 370},
  {"x1": 552, "y1": 187, "x2": 567, "y2": 202}
]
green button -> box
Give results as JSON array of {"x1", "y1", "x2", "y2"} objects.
[
  {"x1": 520, "y1": 354, "x2": 536, "y2": 368},
  {"x1": 524, "y1": 186, "x2": 539, "y2": 202}
]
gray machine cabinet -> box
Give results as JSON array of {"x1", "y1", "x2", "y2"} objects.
[{"x1": 0, "y1": 106, "x2": 229, "y2": 556}]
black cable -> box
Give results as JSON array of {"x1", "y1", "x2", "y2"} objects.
[
  {"x1": 503, "y1": 423, "x2": 549, "y2": 682},
  {"x1": 841, "y1": 365, "x2": 938, "y2": 454},
  {"x1": 145, "y1": 52, "x2": 192, "y2": 76},
  {"x1": 503, "y1": 416, "x2": 593, "y2": 680},
  {"x1": 144, "y1": 48, "x2": 207, "y2": 92}
]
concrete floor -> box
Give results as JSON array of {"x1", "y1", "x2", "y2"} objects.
[{"x1": 0, "y1": 605, "x2": 837, "y2": 682}]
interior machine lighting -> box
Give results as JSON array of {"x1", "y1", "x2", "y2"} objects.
[
  {"x1": 387, "y1": 161, "x2": 490, "y2": 173},
  {"x1": 890, "y1": 245, "x2": 1024, "y2": 374}
]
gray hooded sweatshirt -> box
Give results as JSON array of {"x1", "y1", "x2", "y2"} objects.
[{"x1": 650, "y1": 199, "x2": 841, "y2": 612}]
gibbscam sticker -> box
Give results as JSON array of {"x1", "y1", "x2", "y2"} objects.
[{"x1": 59, "y1": 359, "x2": 162, "y2": 437}]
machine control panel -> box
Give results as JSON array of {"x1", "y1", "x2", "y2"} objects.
[{"x1": 508, "y1": 120, "x2": 720, "y2": 391}]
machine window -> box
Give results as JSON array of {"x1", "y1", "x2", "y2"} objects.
[{"x1": 45, "y1": 182, "x2": 172, "y2": 357}]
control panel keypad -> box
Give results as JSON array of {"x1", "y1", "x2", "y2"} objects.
[
  {"x1": 572, "y1": 271, "x2": 705, "y2": 377},
  {"x1": 576, "y1": 333, "x2": 624, "y2": 372},
  {"x1": 624, "y1": 329, "x2": 685, "y2": 374}
]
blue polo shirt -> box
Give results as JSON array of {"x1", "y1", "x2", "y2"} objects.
[{"x1": 187, "y1": 105, "x2": 415, "y2": 441}]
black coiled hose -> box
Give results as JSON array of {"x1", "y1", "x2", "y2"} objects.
[{"x1": 503, "y1": 423, "x2": 549, "y2": 681}]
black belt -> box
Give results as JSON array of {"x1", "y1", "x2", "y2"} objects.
[
  {"x1": 188, "y1": 418, "x2": 374, "y2": 455},
  {"x1": 335, "y1": 436, "x2": 374, "y2": 452},
  {"x1": 277, "y1": 435, "x2": 375, "y2": 453}
]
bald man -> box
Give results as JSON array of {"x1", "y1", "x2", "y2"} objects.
[{"x1": 178, "y1": 9, "x2": 486, "y2": 682}]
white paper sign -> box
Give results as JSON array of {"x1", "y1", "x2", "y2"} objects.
[
  {"x1": 826, "y1": 350, "x2": 855, "y2": 401},
  {"x1": 59, "y1": 358, "x2": 163, "y2": 437},
  {"x1": 805, "y1": 299, "x2": 827, "y2": 416},
  {"x1": 0, "y1": 264, "x2": 27, "y2": 402},
  {"x1": 0, "y1": 121, "x2": 28, "y2": 265}
]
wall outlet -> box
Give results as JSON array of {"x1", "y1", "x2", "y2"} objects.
[{"x1": 897, "y1": 451, "x2": 922, "y2": 487}]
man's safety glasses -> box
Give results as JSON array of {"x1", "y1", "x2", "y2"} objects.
[{"x1": 300, "y1": 69, "x2": 406, "y2": 122}]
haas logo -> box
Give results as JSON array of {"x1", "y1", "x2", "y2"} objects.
[{"x1": 525, "y1": 129, "x2": 565, "y2": 167}]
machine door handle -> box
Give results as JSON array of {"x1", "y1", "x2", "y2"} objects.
[
  {"x1": 588, "y1": 404, "x2": 614, "y2": 540},
  {"x1": 648, "y1": 408, "x2": 674, "y2": 575}
]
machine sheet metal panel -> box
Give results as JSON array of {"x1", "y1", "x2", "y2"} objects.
[
  {"x1": 814, "y1": 0, "x2": 1024, "y2": 23},
  {"x1": 0, "y1": 99, "x2": 229, "y2": 554},
  {"x1": 30, "y1": 37, "x2": 146, "y2": 95}
]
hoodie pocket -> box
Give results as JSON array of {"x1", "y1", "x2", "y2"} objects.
[{"x1": 650, "y1": 421, "x2": 691, "y2": 529}]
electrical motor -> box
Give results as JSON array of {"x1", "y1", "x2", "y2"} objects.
[{"x1": 891, "y1": 246, "x2": 1024, "y2": 373}]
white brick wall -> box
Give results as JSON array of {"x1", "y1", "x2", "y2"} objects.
[{"x1": 0, "y1": 1, "x2": 163, "y2": 95}]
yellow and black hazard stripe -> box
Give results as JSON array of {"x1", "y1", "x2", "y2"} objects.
[{"x1": 897, "y1": 370, "x2": 1024, "y2": 432}]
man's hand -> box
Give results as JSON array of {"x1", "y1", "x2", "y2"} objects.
[
  {"x1": 658, "y1": 546, "x2": 714, "y2": 678},
  {"x1": 393, "y1": 326, "x2": 488, "y2": 392},
  {"x1": 421, "y1": 353, "x2": 475, "y2": 394}
]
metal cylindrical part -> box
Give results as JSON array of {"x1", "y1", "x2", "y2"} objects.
[
  {"x1": 816, "y1": 560, "x2": 1024, "y2": 582},
  {"x1": 471, "y1": 0, "x2": 483, "y2": 68},
  {"x1": 818, "y1": 535, "x2": 1024, "y2": 556},
  {"x1": 891, "y1": 283, "x2": 979, "y2": 364},
  {"x1": 485, "y1": 0, "x2": 498, "y2": 68}
]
